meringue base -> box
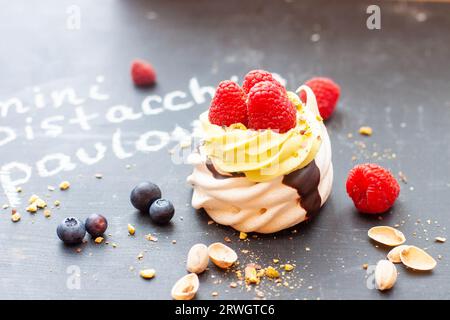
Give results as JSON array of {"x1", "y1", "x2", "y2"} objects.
[{"x1": 187, "y1": 124, "x2": 333, "y2": 234}]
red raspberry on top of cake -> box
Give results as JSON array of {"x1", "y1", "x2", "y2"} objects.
[
  {"x1": 242, "y1": 69, "x2": 281, "y2": 93},
  {"x1": 247, "y1": 80, "x2": 296, "y2": 133},
  {"x1": 208, "y1": 80, "x2": 248, "y2": 127}
]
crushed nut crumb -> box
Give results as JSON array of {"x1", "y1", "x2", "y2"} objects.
[
  {"x1": 245, "y1": 266, "x2": 260, "y2": 284},
  {"x1": 435, "y1": 237, "x2": 446, "y2": 243},
  {"x1": 139, "y1": 269, "x2": 156, "y2": 279},
  {"x1": 265, "y1": 266, "x2": 280, "y2": 278},
  {"x1": 11, "y1": 212, "x2": 21, "y2": 222},
  {"x1": 26, "y1": 202, "x2": 38, "y2": 213},
  {"x1": 44, "y1": 209, "x2": 51, "y2": 218},
  {"x1": 94, "y1": 237, "x2": 104, "y2": 244},
  {"x1": 128, "y1": 224, "x2": 136, "y2": 235},
  {"x1": 59, "y1": 181, "x2": 70, "y2": 190},
  {"x1": 284, "y1": 264, "x2": 294, "y2": 271},
  {"x1": 145, "y1": 234, "x2": 158, "y2": 242},
  {"x1": 359, "y1": 126, "x2": 373, "y2": 136}
]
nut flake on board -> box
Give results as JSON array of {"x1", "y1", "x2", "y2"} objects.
[
  {"x1": 139, "y1": 269, "x2": 156, "y2": 279},
  {"x1": 245, "y1": 265, "x2": 260, "y2": 284},
  {"x1": 186, "y1": 243, "x2": 209, "y2": 274},
  {"x1": 435, "y1": 237, "x2": 446, "y2": 243},
  {"x1": 128, "y1": 224, "x2": 136, "y2": 235},
  {"x1": 208, "y1": 242, "x2": 238, "y2": 269},
  {"x1": 171, "y1": 273, "x2": 199, "y2": 300},
  {"x1": 400, "y1": 245, "x2": 437, "y2": 271},
  {"x1": 11, "y1": 212, "x2": 21, "y2": 222},
  {"x1": 368, "y1": 226, "x2": 406, "y2": 246},
  {"x1": 387, "y1": 245, "x2": 409, "y2": 263},
  {"x1": 265, "y1": 266, "x2": 280, "y2": 278},
  {"x1": 59, "y1": 181, "x2": 70, "y2": 190},
  {"x1": 375, "y1": 260, "x2": 397, "y2": 291},
  {"x1": 359, "y1": 126, "x2": 373, "y2": 136}
]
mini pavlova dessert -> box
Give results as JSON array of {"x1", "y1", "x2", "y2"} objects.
[{"x1": 187, "y1": 70, "x2": 333, "y2": 233}]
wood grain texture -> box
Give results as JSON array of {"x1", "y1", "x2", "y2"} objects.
[{"x1": 0, "y1": 0, "x2": 449, "y2": 300}]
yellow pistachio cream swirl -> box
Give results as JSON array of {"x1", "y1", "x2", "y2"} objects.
[{"x1": 201, "y1": 89, "x2": 323, "y2": 182}]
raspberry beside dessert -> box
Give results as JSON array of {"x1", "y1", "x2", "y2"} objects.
[
  {"x1": 300, "y1": 77, "x2": 340, "y2": 120},
  {"x1": 131, "y1": 59, "x2": 157, "y2": 86},
  {"x1": 346, "y1": 163, "x2": 400, "y2": 214}
]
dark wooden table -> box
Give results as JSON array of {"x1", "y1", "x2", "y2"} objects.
[{"x1": 0, "y1": 0, "x2": 449, "y2": 300}]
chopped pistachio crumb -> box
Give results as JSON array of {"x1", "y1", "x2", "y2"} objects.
[
  {"x1": 11, "y1": 212, "x2": 21, "y2": 222},
  {"x1": 139, "y1": 269, "x2": 156, "y2": 279},
  {"x1": 435, "y1": 237, "x2": 446, "y2": 243},
  {"x1": 359, "y1": 126, "x2": 373, "y2": 136},
  {"x1": 284, "y1": 264, "x2": 294, "y2": 271},
  {"x1": 245, "y1": 266, "x2": 260, "y2": 284},
  {"x1": 35, "y1": 198, "x2": 47, "y2": 209},
  {"x1": 59, "y1": 181, "x2": 70, "y2": 190},
  {"x1": 94, "y1": 237, "x2": 104, "y2": 244},
  {"x1": 26, "y1": 204, "x2": 38, "y2": 213},
  {"x1": 265, "y1": 266, "x2": 280, "y2": 278},
  {"x1": 145, "y1": 234, "x2": 158, "y2": 242},
  {"x1": 28, "y1": 194, "x2": 39, "y2": 204},
  {"x1": 128, "y1": 224, "x2": 136, "y2": 235}
]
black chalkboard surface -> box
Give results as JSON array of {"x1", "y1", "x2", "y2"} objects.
[{"x1": 1, "y1": 0, "x2": 449, "y2": 300}]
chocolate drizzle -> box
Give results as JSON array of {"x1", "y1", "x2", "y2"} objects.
[
  {"x1": 282, "y1": 160, "x2": 322, "y2": 218},
  {"x1": 205, "y1": 160, "x2": 246, "y2": 180},
  {"x1": 205, "y1": 158, "x2": 322, "y2": 218}
]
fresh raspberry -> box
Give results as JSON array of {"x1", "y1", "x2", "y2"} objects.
[
  {"x1": 247, "y1": 81, "x2": 296, "y2": 133},
  {"x1": 131, "y1": 59, "x2": 156, "y2": 86},
  {"x1": 300, "y1": 77, "x2": 340, "y2": 120},
  {"x1": 242, "y1": 69, "x2": 280, "y2": 94},
  {"x1": 208, "y1": 80, "x2": 248, "y2": 127},
  {"x1": 346, "y1": 163, "x2": 400, "y2": 214}
]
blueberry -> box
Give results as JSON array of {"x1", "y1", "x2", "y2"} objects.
[
  {"x1": 149, "y1": 198, "x2": 175, "y2": 224},
  {"x1": 85, "y1": 213, "x2": 108, "y2": 237},
  {"x1": 57, "y1": 217, "x2": 86, "y2": 244},
  {"x1": 130, "y1": 182, "x2": 162, "y2": 212}
]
